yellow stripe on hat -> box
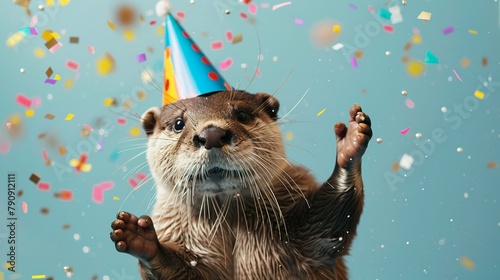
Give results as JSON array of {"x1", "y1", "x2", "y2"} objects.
[{"x1": 163, "y1": 46, "x2": 179, "y2": 106}]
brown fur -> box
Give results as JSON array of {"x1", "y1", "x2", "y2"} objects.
[{"x1": 111, "y1": 90, "x2": 369, "y2": 279}]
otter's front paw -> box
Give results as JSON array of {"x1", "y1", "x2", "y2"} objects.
[
  {"x1": 110, "y1": 211, "x2": 160, "y2": 262},
  {"x1": 334, "y1": 104, "x2": 372, "y2": 168}
]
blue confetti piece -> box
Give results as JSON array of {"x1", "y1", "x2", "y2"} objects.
[
  {"x1": 425, "y1": 49, "x2": 439, "y2": 64},
  {"x1": 379, "y1": 9, "x2": 392, "y2": 20}
]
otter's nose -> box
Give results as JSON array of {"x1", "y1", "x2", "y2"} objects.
[{"x1": 194, "y1": 127, "x2": 232, "y2": 150}]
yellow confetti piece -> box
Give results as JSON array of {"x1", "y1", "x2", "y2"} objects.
[
  {"x1": 41, "y1": 30, "x2": 54, "y2": 41},
  {"x1": 107, "y1": 21, "x2": 116, "y2": 30},
  {"x1": 33, "y1": 48, "x2": 46, "y2": 58},
  {"x1": 32, "y1": 275, "x2": 46, "y2": 279},
  {"x1": 64, "y1": 78, "x2": 74, "y2": 89},
  {"x1": 123, "y1": 29, "x2": 135, "y2": 41},
  {"x1": 285, "y1": 131, "x2": 294, "y2": 141},
  {"x1": 50, "y1": 31, "x2": 61, "y2": 39},
  {"x1": 6, "y1": 32, "x2": 24, "y2": 48},
  {"x1": 417, "y1": 11, "x2": 432, "y2": 21},
  {"x1": 411, "y1": 35, "x2": 422, "y2": 44},
  {"x1": 46, "y1": 0, "x2": 54, "y2": 6},
  {"x1": 317, "y1": 108, "x2": 326, "y2": 116},
  {"x1": 25, "y1": 109, "x2": 35, "y2": 117},
  {"x1": 0, "y1": 271, "x2": 3, "y2": 280},
  {"x1": 460, "y1": 57, "x2": 471, "y2": 68},
  {"x1": 406, "y1": 59, "x2": 425, "y2": 77},
  {"x1": 96, "y1": 53, "x2": 115, "y2": 76},
  {"x1": 113, "y1": 196, "x2": 120, "y2": 200},
  {"x1": 474, "y1": 90, "x2": 484, "y2": 99},
  {"x1": 59, "y1": 0, "x2": 70, "y2": 6},
  {"x1": 65, "y1": 113, "x2": 74, "y2": 120},
  {"x1": 54, "y1": 74, "x2": 61, "y2": 80},
  {"x1": 156, "y1": 26, "x2": 164, "y2": 36},
  {"x1": 468, "y1": 29, "x2": 477, "y2": 35},
  {"x1": 4, "y1": 261, "x2": 14, "y2": 269},
  {"x1": 10, "y1": 113, "x2": 22, "y2": 126},
  {"x1": 332, "y1": 24, "x2": 341, "y2": 34},
  {"x1": 129, "y1": 126, "x2": 141, "y2": 137},
  {"x1": 103, "y1": 98, "x2": 114, "y2": 107},
  {"x1": 460, "y1": 256, "x2": 475, "y2": 270}
]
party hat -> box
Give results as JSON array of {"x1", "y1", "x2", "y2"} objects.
[{"x1": 162, "y1": 13, "x2": 231, "y2": 106}]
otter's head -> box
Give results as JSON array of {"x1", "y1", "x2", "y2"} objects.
[{"x1": 141, "y1": 90, "x2": 284, "y2": 199}]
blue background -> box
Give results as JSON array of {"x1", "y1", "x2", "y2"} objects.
[{"x1": 1, "y1": 0, "x2": 499, "y2": 279}]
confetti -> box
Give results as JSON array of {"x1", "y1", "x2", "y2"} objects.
[
  {"x1": 70, "y1": 152, "x2": 92, "y2": 172},
  {"x1": 65, "y1": 113, "x2": 74, "y2": 120},
  {"x1": 44, "y1": 78, "x2": 57, "y2": 85},
  {"x1": 452, "y1": 69, "x2": 463, "y2": 82},
  {"x1": 128, "y1": 173, "x2": 148, "y2": 189},
  {"x1": 399, "y1": 153, "x2": 414, "y2": 170},
  {"x1": 117, "y1": 4, "x2": 136, "y2": 26},
  {"x1": 225, "y1": 31, "x2": 233, "y2": 41},
  {"x1": 31, "y1": 275, "x2": 45, "y2": 279},
  {"x1": 92, "y1": 181, "x2": 115, "y2": 204},
  {"x1": 211, "y1": 40, "x2": 223, "y2": 50},
  {"x1": 487, "y1": 161, "x2": 497, "y2": 168},
  {"x1": 30, "y1": 173, "x2": 41, "y2": 184},
  {"x1": 348, "y1": 3, "x2": 357, "y2": 9},
  {"x1": 22, "y1": 202, "x2": 28, "y2": 214},
  {"x1": 473, "y1": 90, "x2": 484, "y2": 100},
  {"x1": 379, "y1": 9, "x2": 392, "y2": 20},
  {"x1": 65, "y1": 59, "x2": 79, "y2": 71},
  {"x1": 406, "y1": 60, "x2": 425, "y2": 77},
  {"x1": 59, "y1": 0, "x2": 70, "y2": 6},
  {"x1": 34, "y1": 48, "x2": 46, "y2": 58},
  {"x1": 107, "y1": 21, "x2": 116, "y2": 30},
  {"x1": 459, "y1": 256, "x2": 475, "y2": 270},
  {"x1": 96, "y1": 53, "x2": 115, "y2": 75},
  {"x1": 468, "y1": 29, "x2": 477, "y2": 35},
  {"x1": 294, "y1": 18, "x2": 304, "y2": 25},
  {"x1": 376, "y1": 138, "x2": 383, "y2": 143},
  {"x1": 367, "y1": 5, "x2": 374, "y2": 13},
  {"x1": 59, "y1": 145, "x2": 67, "y2": 155},
  {"x1": 219, "y1": 57, "x2": 233, "y2": 71},
  {"x1": 460, "y1": 57, "x2": 471, "y2": 68},
  {"x1": 136, "y1": 53, "x2": 147, "y2": 63},
  {"x1": 37, "y1": 181, "x2": 51, "y2": 191},
  {"x1": 49, "y1": 41, "x2": 63, "y2": 53},
  {"x1": 401, "y1": 90, "x2": 408, "y2": 96},
  {"x1": 0, "y1": 141, "x2": 11, "y2": 154},
  {"x1": 442, "y1": 26, "x2": 454, "y2": 35},
  {"x1": 103, "y1": 98, "x2": 116, "y2": 107},
  {"x1": 400, "y1": 127, "x2": 410, "y2": 135},
  {"x1": 129, "y1": 126, "x2": 141, "y2": 137},
  {"x1": 25, "y1": 109, "x2": 35, "y2": 117},
  {"x1": 389, "y1": 6, "x2": 403, "y2": 24},
  {"x1": 417, "y1": 11, "x2": 432, "y2": 21},
  {"x1": 248, "y1": 3, "x2": 257, "y2": 14},
  {"x1": 88, "y1": 45, "x2": 95, "y2": 54},
  {"x1": 272, "y1": 1, "x2": 291, "y2": 10},
  {"x1": 405, "y1": 99, "x2": 415, "y2": 109},
  {"x1": 481, "y1": 57, "x2": 488, "y2": 66},
  {"x1": 457, "y1": 147, "x2": 463, "y2": 153},
  {"x1": 317, "y1": 108, "x2": 326, "y2": 116},
  {"x1": 332, "y1": 43, "x2": 344, "y2": 50},
  {"x1": 285, "y1": 131, "x2": 294, "y2": 141},
  {"x1": 232, "y1": 34, "x2": 243, "y2": 44},
  {"x1": 40, "y1": 207, "x2": 50, "y2": 214},
  {"x1": 113, "y1": 196, "x2": 120, "y2": 200},
  {"x1": 350, "y1": 56, "x2": 358, "y2": 68},
  {"x1": 425, "y1": 49, "x2": 439, "y2": 64},
  {"x1": 69, "y1": 36, "x2": 79, "y2": 43},
  {"x1": 123, "y1": 29, "x2": 135, "y2": 40},
  {"x1": 54, "y1": 190, "x2": 73, "y2": 201},
  {"x1": 16, "y1": 93, "x2": 32, "y2": 108},
  {"x1": 6, "y1": 32, "x2": 25, "y2": 48},
  {"x1": 383, "y1": 25, "x2": 394, "y2": 33},
  {"x1": 332, "y1": 24, "x2": 341, "y2": 34}
]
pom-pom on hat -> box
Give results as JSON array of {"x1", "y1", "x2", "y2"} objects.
[{"x1": 159, "y1": 1, "x2": 231, "y2": 106}]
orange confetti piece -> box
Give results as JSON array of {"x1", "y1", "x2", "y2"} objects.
[{"x1": 460, "y1": 256, "x2": 475, "y2": 270}]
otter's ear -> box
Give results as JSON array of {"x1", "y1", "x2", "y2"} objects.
[
  {"x1": 255, "y1": 93, "x2": 280, "y2": 120},
  {"x1": 141, "y1": 107, "x2": 161, "y2": 137}
]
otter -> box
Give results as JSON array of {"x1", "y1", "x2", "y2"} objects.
[{"x1": 110, "y1": 90, "x2": 372, "y2": 279}]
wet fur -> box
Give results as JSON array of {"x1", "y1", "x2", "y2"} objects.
[{"x1": 116, "y1": 90, "x2": 366, "y2": 279}]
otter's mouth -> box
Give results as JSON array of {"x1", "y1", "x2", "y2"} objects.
[{"x1": 197, "y1": 167, "x2": 241, "y2": 182}]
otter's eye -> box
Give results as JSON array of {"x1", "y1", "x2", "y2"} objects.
[
  {"x1": 173, "y1": 118, "x2": 185, "y2": 133},
  {"x1": 236, "y1": 111, "x2": 250, "y2": 124}
]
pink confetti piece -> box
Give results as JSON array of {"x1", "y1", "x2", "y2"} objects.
[
  {"x1": 88, "y1": 45, "x2": 95, "y2": 54},
  {"x1": 294, "y1": 18, "x2": 304, "y2": 25},
  {"x1": 272, "y1": 1, "x2": 291, "y2": 10},
  {"x1": 92, "y1": 181, "x2": 114, "y2": 204},
  {"x1": 117, "y1": 117, "x2": 127, "y2": 125},
  {"x1": 225, "y1": 31, "x2": 233, "y2": 42},
  {"x1": 219, "y1": 57, "x2": 233, "y2": 71},
  {"x1": 149, "y1": 20, "x2": 156, "y2": 25},
  {"x1": 350, "y1": 56, "x2": 358, "y2": 68},
  {"x1": 136, "y1": 172, "x2": 147, "y2": 181},
  {"x1": 176, "y1": 11, "x2": 185, "y2": 18},
  {"x1": 261, "y1": 3, "x2": 269, "y2": 8},
  {"x1": 248, "y1": 3, "x2": 258, "y2": 14},
  {"x1": 37, "y1": 181, "x2": 51, "y2": 191},
  {"x1": 128, "y1": 177, "x2": 139, "y2": 188},
  {"x1": 452, "y1": 69, "x2": 463, "y2": 82},
  {"x1": 255, "y1": 67, "x2": 261, "y2": 78},
  {"x1": 83, "y1": 124, "x2": 94, "y2": 132},
  {"x1": 22, "y1": 201, "x2": 28, "y2": 214},
  {"x1": 0, "y1": 141, "x2": 11, "y2": 154},
  {"x1": 44, "y1": 78, "x2": 57, "y2": 85},
  {"x1": 413, "y1": 28, "x2": 420, "y2": 35},
  {"x1": 405, "y1": 98, "x2": 415, "y2": 109},
  {"x1": 49, "y1": 41, "x2": 62, "y2": 53},
  {"x1": 240, "y1": 12, "x2": 248, "y2": 19},
  {"x1": 368, "y1": 5, "x2": 374, "y2": 13},
  {"x1": 42, "y1": 149, "x2": 49, "y2": 162},
  {"x1": 348, "y1": 3, "x2": 357, "y2": 9},
  {"x1": 442, "y1": 26, "x2": 454, "y2": 35},
  {"x1": 383, "y1": 25, "x2": 395, "y2": 33},
  {"x1": 31, "y1": 15, "x2": 38, "y2": 26},
  {"x1": 211, "y1": 40, "x2": 223, "y2": 51},
  {"x1": 400, "y1": 127, "x2": 410, "y2": 135},
  {"x1": 32, "y1": 97, "x2": 42, "y2": 107},
  {"x1": 16, "y1": 93, "x2": 32, "y2": 108},
  {"x1": 65, "y1": 59, "x2": 79, "y2": 71},
  {"x1": 136, "y1": 53, "x2": 147, "y2": 63}
]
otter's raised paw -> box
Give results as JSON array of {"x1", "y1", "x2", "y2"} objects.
[
  {"x1": 334, "y1": 104, "x2": 372, "y2": 168},
  {"x1": 110, "y1": 211, "x2": 159, "y2": 262}
]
